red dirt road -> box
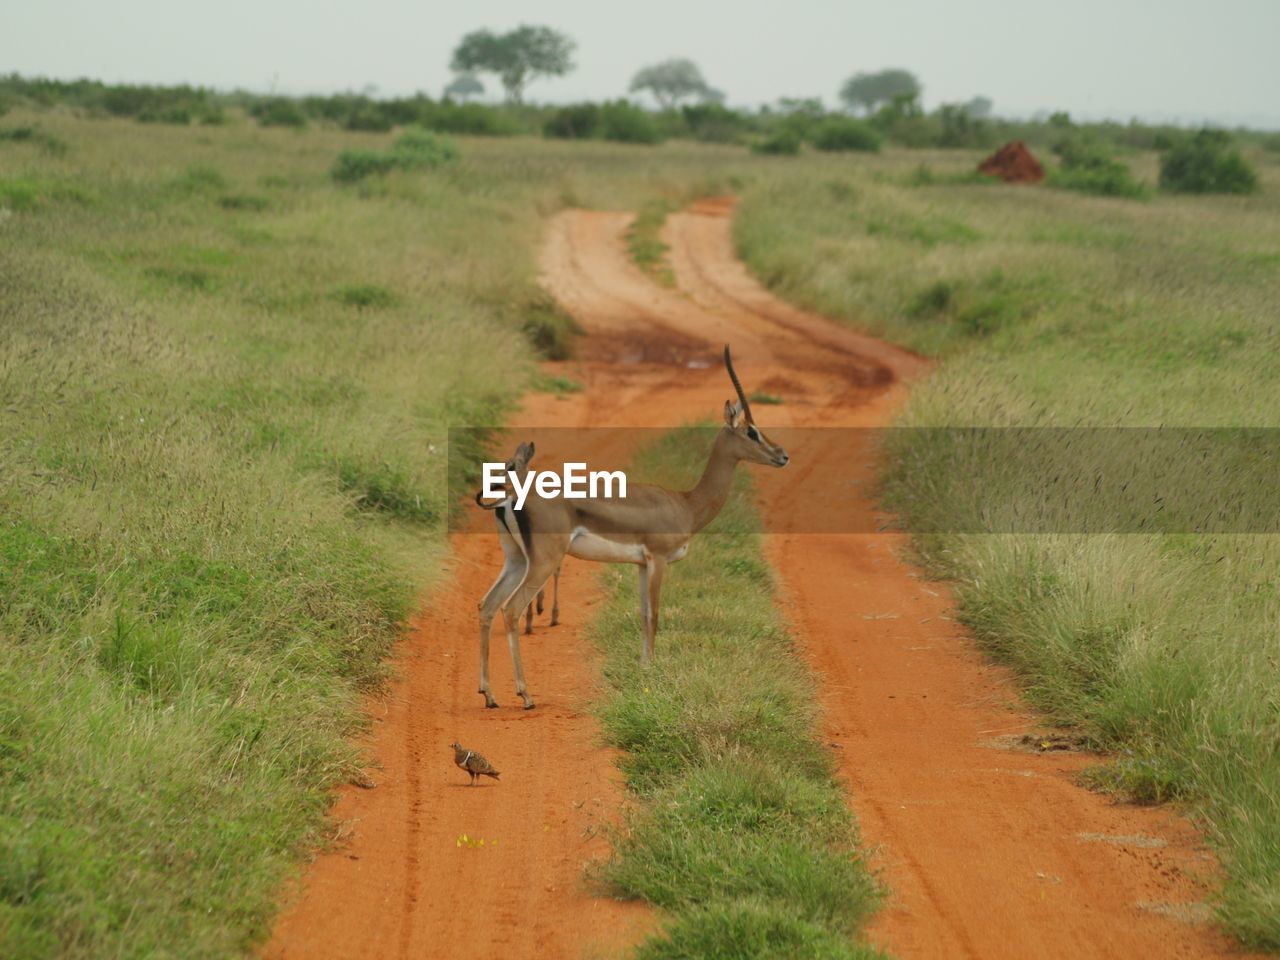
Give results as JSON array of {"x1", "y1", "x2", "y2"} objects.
[{"x1": 265, "y1": 199, "x2": 1251, "y2": 959}]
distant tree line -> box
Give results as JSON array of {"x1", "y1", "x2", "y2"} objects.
[{"x1": 1, "y1": 39, "x2": 1268, "y2": 196}]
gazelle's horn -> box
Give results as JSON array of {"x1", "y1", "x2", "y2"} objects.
[{"x1": 724, "y1": 344, "x2": 753, "y2": 423}]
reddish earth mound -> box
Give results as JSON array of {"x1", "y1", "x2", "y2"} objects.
[{"x1": 978, "y1": 140, "x2": 1044, "y2": 183}]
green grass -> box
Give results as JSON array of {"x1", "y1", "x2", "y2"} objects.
[
  {"x1": 590, "y1": 430, "x2": 883, "y2": 959},
  {"x1": 530, "y1": 372, "x2": 584, "y2": 396},
  {"x1": 627, "y1": 197, "x2": 679, "y2": 287},
  {"x1": 0, "y1": 110, "x2": 785, "y2": 957},
  {"x1": 736, "y1": 147, "x2": 1280, "y2": 949}
]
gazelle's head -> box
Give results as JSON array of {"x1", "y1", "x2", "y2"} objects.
[{"x1": 721, "y1": 345, "x2": 789, "y2": 468}]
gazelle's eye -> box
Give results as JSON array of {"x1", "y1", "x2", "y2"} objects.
[{"x1": 747, "y1": 425, "x2": 760, "y2": 442}]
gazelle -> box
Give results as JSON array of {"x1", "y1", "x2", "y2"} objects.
[{"x1": 475, "y1": 345, "x2": 788, "y2": 709}]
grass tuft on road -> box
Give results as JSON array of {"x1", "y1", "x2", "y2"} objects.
[{"x1": 590, "y1": 429, "x2": 884, "y2": 959}]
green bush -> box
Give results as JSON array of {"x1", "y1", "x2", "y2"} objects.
[
  {"x1": 544, "y1": 103, "x2": 600, "y2": 140},
  {"x1": 137, "y1": 105, "x2": 193, "y2": 125},
  {"x1": 330, "y1": 150, "x2": 397, "y2": 183},
  {"x1": 1047, "y1": 137, "x2": 1147, "y2": 199},
  {"x1": 1159, "y1": 130, "x2": 1259, "y2": 195},
  {"x1": 343, "y1": 107, "x2": 394, "y2": 133},
  {"x1": 330, "y1": 129, "x2": 457, "y2": 183},
  {"x1": 680, "y1": 103, "x2": 747, "y2": 143},
  {"x1": 812, "y1": 118, "x2": 881, "y2": 153},
  {"x1": 870, "y1": 94, "x2": 933, "y2": 147},
  {"x1": 390, "y1": 128, "x2": 458, "y2": 168},
  {"x1": 753, "y1": 129, "x2": 802, "y2": 156},
  {"x1": 600, "y1": 100, "x2": 663, "y2": 144},
  {"x1": 251, "y1": 98, "x2": 307, "y2": 129},
  {"x1": 936, "y1": 103, "x2": 991, "y2": 148},
  {"x1": 421, "y1": 101, "x2": 518, "y2": 137}
]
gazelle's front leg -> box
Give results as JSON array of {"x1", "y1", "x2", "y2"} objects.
[
  {"x1": 638, "y1": 562, "x2": 651, "y2": 664},
  {"x1": 549, "y1": 564, "x2": 561, "y2": 626},
  {"x1": 641, "y1": 555, "x2": 666, "y2": 663}
]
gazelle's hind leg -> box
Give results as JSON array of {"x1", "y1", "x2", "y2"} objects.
[
  {"x1": 502, "y1": 553, "x2": 564, "y2": 709},
  {"x1": 526, "y1": 577, "x2": 551, "y2": 634},
  {"x1": 478, "y1": 528, "x2": 527, "y2": 708},
  {"x1": 550, "y1": 564, "x2": 561, "y2": 626},
  {"x1": 501, "y1": 606, "x2": 534, "y2": 710}
]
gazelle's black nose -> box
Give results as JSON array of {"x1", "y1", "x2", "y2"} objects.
[{"x1": 776, "y1": 452, "x2": 790, "y2": 467}]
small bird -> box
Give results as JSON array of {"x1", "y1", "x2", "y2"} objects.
[{"x1": 451, "y1": 741, "x2": 500, "y2": 786}]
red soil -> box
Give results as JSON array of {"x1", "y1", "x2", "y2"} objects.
[{"x1": 978, "y1": 140, "x2": 1046, "y2": 183}]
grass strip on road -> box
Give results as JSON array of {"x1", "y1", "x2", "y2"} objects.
[{"x1": 589, "y1": 429, "x2": 885, "y2": 960}]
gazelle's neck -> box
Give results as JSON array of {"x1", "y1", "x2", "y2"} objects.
[{"x1": 686, "y1": 429, "x2": 740, "y2": 532}]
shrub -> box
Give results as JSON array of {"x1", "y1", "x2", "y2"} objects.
[
  {"x1": 680, "y1": 103, "x2": 747, "y2": 143},
  {"x1": 1159, "y1": 130, "x2": 1259, "y2": 195},
  {"x1": 870, "y1": 93, "x2": 933, "y2": 147},
  {"x1": 936, "y1": 103, "x2": 991, "y2": 148},
  {"x1": 752, "y1": 129, "x2": 802, "y2": 156},
  {"x1": 138, "y1": 105, "x2": 192, "y2": 125},
  {"x1": 599, "y1": 100, "x2": 662, "y2": 144},
  {"x1": 330, "y1": 129, "x2": 458, "y2": 183},
  {"x1": 330, "y1": 150, "x2": 397, "y2": 183},
  {"x1": 1047, "y1": 137, "x2": 1146, "y2": 199},
  {"x1": 812, "y1": 118, "x2": 881, "y2": 153},
  {"x1": 344, "y1": 107, "x2": 394, "y2": 133},
  {"x1": 252, "y1": 98, "x2": 308, "y2": 129},
  {"x1": 544, "y1": 103, "x2": 600, "y2": 140},
  {"x1": 421, "y1": 102, "x2": 518, "y2": 137},
  {"x1": 389, "y1": 128, "x2": 459, "y2": 169}
]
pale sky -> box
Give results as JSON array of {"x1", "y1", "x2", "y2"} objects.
[{"x1": 5, "y1": 0, "x2": 1279, "y2": 128}]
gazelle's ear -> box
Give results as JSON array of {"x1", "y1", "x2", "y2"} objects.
[{"x1": 724, "y1": 400, "x2": 742, "y2": 429}]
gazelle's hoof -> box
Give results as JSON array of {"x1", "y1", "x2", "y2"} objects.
[
  {"x1": 485, "y1": 701, "x2": 499, "y2": 709},
  {"x1": 522, "y1": 700, "x2": 536, "y2": 710}
]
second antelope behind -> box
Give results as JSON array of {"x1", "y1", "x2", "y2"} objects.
[{"x1": 476, "y1": 344, "x2": 789, "y2": 709}]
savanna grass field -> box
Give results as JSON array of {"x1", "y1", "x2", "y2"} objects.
[{"x1": 2, "y1": 84, "x2": 1280, "y2": 959}]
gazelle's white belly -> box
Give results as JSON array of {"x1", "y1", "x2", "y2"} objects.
[{"x1": 568, "y1": 527, "x2": 647, "y2": 564}]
